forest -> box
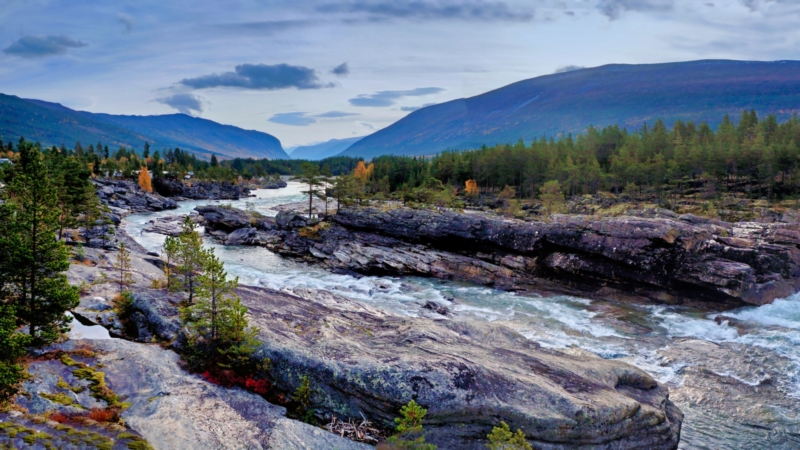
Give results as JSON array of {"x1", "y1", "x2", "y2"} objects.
[{"x1": 3, "y1": 110, "x2": 799, "y2": 207}]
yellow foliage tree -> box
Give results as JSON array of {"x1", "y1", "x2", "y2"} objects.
[
  {"x1": 138, "y1": 167, "x2": 153, "y2": 193},
  {"x1": 465, "y1": 179, "x2": 480, "y2": 197},
  {"x1": 353, "y1": 161, "x2": 375, "y2": 182}
]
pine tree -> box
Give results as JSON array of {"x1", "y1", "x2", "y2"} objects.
[
  {"x1": 195, "y1": 249, "x2": 239, "y2": 340},
  {"x1": 293, "y1": 163, "x2": 323, "y2": 219},
  {"x1": 0, "y1": 140, "x2": 79, "y2": 344},
  {"x1": 177, "y1": 216, "x2": 206, "y2": 304},
  {"x1": 114, "y1": 243, "x2": 134, "y2": 292},
  {"x1": 162, "y1": 235, "x2": 180, "y2": 291}
]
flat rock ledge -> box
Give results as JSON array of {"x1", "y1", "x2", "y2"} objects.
[
  {"x1": 196, "y1": 205, "x2": 800, "y2": 306},
  {"x1": 129, "y1": 286, "x2": 682, "y2": 449}
]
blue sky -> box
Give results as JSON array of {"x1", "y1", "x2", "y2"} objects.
[{"x1": 1, "y1": 0, "x2": 799, "y2": 147}]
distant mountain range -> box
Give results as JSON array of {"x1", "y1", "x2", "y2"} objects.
[
  {"x1": 0, "y1": 94, "x2": 287, "y2": 160},
  {"x1": 340, "y1": 60, "x2": 800, "y2": 159},
  {"x1": 290, "y1": 136, "x2": 363, "y2": 160}
]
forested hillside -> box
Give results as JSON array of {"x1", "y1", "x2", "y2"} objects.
[
  {"x1": 354, "y1": 111, "x2": 800, "y2": 203},
  {"x1": 0, "y1": 94, "x2": 288, "y2": 160},
  {"x1": 342, "y1": 60, "x2": 800, "y2": 159}
]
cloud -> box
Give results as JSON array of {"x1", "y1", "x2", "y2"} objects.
[
  {"x1": 215, "y1": 20, "x2": 311, "y2": 34},
  {"x1": 315, "y1": 110, "x2": 359, "y2": 118},
  {"x1": 400, "y1": 103, "x2": 436, "y2": 112},
  {"x1": 740, "y1": 0, "x2": 759, "y2": 11},
  {"x1": 117, "y1": 13, "x2": 135, "y2": 33},
  {"x1": 316, "y1": 1, "x2": 534, "y2": 22},
  {"x1": 357, "y1": 121, "x2": 376, "y2": 130},
  {"x1": 596, "y1": 0, "x2": 674, "y2": 20},
  {"x1": 554, "y1": 64, "x2": 585, "y2": 73},
  {"x1": 3, "y1": 35, "x2": 86, "y2": 58},
  {"x1": 349, "y1": 87, "x2": 444, "y2": 107},
  {"x1": 269, "y1": 112, "x2": 317, "y2": 126},
  {"x1": 331, "y1": 62, "x2": 350, "y2": 76},
  {"x1": 180, "y1": 63, "x2": 333, "y2": 90},
  {"x1": 156, "y1": 93, "x2": 204, "y2": 116},
  {"x1": 268, "y1": 110, "x2": 359, "y2": 126}
]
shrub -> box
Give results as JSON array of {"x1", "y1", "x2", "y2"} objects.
[
  {"x1": 486, "y1": 422, "x2": 532, "y2": 450},
  {"x1": 384, "y1": 400, "x2": 436, "y2": 449},
  {"x1": 88, "y1": 408, "x2": 118, "y2": 423},
  {"x1": 113, "y1": 291, "x2": 134, "y2": 320}
]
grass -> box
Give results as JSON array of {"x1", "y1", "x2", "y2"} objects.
[
  {"x1": 39, "y1": 392, "x2": 75, "y2": 406},
  {"x1": 72, "y1": 366, "x2": 122, "y2": 407}
]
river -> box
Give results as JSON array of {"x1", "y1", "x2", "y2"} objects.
[{"x1": 122, "y1": 182, "x2": 800, "y2": 449}]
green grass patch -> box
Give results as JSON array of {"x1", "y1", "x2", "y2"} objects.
[
  {"x1": 40, "y1": 392, "x2": 75, "y2": 406},
  {"x1": 72, "y1": 366, "x2": 122, "y2": 408}
]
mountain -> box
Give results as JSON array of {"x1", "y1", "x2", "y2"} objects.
[
  {"x1": 341, "y1": 60, "x2": 800, "y2": 159},
  {"x1": 0, "y1": 94, "x2": 287, "y2": 160},
  {"x1": 290, "y1": 136, "x2": 363, "y2": 160}
]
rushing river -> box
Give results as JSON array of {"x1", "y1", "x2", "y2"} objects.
[{"x1": 122, "y1": 182, "x2": 800, "y2": 449}]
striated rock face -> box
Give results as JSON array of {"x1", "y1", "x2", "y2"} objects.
[
  {"x1": 129, "y1": 284, "x2": 682, "y2": 450},
  {"x1": 196, "y1": 205, "x2": 800, "y2": 306},
  {"x1": 154, "y1": 178, "x2": 250, "y2": 200},
  {"x1": 95, "y1": 178, "x2": 178, "y2": 214}
]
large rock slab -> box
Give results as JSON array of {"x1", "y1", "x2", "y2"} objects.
[
  {"x1": 130, "y1": 284, "x2": 682, "y2": 449},
  {"x1": 48, "y1": 339, "x2": 371, "y2": 450},
  {"x1": 295, "y1": 207, "x2": 800, "y2": 306}
]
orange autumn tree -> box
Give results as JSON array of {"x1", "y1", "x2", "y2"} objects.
[
  {"x1": 353, "y1": 161, "x2": 374, "y2": 182},
  {"x1": 138, "y1": 167, "x2": 153, "y2": 193},
  {"x1": 465, "y1": 179, "x2": 479, "y2": 197}
]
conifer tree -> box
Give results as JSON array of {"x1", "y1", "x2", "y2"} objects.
[
  {"x1": 177, "y1": 216, "x2": 206, "y2": 304},
  {"x1": 0, "y1": 140, "x2": 79, "y2": 344},
  {"x1": 114, "y1": 243, "x2": 134, "y2": 293}
]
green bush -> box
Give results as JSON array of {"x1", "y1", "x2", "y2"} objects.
[
  {"x1": 385, "y1": 400, "x2": 437, "y2": 449},
  {"x1": 486, "y1": 422, "x2": 531, "y2": 450}
]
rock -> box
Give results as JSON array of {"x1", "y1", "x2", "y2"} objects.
[
  {"x1": 275, "y1": 211, "x2": 310, "y2": 229},
  {"x1": 422, "y1": 301, "x2": 449, "y2": 315},
  {"x1": 226, "y1": 227, "x2": 257, "y2": 245},
  {"x1": 298, "y1": 207, "x2": 800, "y2": 306},
  {"x1": 133, "y1": 285, "x2": 682, "y2": 449},
  {"x1": 153, "y1": 178, "x2": 250, "y2": 200},
  {"x1": 93, "y1": 178, "x2": 178, "y2": 214},
  {"x1": 195, "y1": 205, "x2": 254, "y2": 232},
  {"x1": 35, "y1": 339, "x2": 370, "y2": 450}
]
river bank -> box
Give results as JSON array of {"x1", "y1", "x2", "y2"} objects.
[
  {"x1": 64, "y1": 223, "x2": 683, "y2": 449},
  {"x1": 117, "y1": 183, "x2": 800, "y2": 449}
]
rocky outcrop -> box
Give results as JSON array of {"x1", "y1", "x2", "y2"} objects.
[
  {"x1": 154, "y1": 178, "x2": 250, "y2": 200},
  {"x1": 196, "y1": 206, "x2": 800, "y2": 306},
  {"x1": 95, "y1": 178, "x2": 178, "y2": 214},
  {"x1": 19, "y1": 340, "x2": 370, "y2": 450},
  {"x1": 128, "y1": 283, "x2": 682, "y2": 449}
]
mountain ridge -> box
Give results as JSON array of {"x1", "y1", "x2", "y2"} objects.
[
  {"x1": 0, "y1": 94, "x2": 288, "y2": 160},
  {"x1": 340, "y1": 60, "x2": 800, "y2": 159}
]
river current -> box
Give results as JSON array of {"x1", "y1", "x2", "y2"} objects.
[{"x1": 121, "y1": 182, "x2": 800, "y2": 449}]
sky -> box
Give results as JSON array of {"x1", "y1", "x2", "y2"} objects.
[{"x1": 1, "y1": 0, "x2": 799, "y2": 148}]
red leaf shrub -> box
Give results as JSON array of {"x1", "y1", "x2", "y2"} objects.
[
  {"x1": 49, "y1": 412, "x2": 70, "y2": 423},
  {"x1": 245, "y1": 376, "x2": 270, "y2": 395},
  {"x1": 201, "y1": 370, "x2": 271, "y2": 395},
  {"x1": 88, "y1": 408, "x2": 117, "y2": 422}
]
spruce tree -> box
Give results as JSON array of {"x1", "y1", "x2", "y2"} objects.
[
  {"x1": 0, "y1": 140, "x2": 79, "y2": 344},
  {"x1": 177, "y1": 216, "x2": 206, "y2": 304}
]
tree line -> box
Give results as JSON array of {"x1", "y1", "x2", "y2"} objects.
[{"x1": 356, "y1": 111, "x2": 800, "y2": 203}]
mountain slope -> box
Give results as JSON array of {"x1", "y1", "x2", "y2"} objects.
[
  {"x1": 0, "y1": 94, "x2": 287, "y2": 160},
  {"x1": 290, "y1": 136, "x2": 363, "y2": 160},
  {"x1": 341, "y1": 60, "x2": 800, "y2": 158}
]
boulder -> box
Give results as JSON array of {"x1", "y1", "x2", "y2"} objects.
[
  {"x1": 195, "y1": 205, "x2": 253, "y2": 232},
  {"x1": 132, "y1": 285, "x2": 682, "y2": 449}
]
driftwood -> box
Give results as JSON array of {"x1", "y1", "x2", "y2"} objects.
[{"x1": 324, "y1": 414, "x2": 385, "y2": 444}]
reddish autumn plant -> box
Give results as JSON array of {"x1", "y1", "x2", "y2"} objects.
[
  {"x1": 49, "y1": 412, "x2": 70, "y2": 423},
  {"x1": 88, "y1": 408, "x2": 118, "y2": 422}
]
